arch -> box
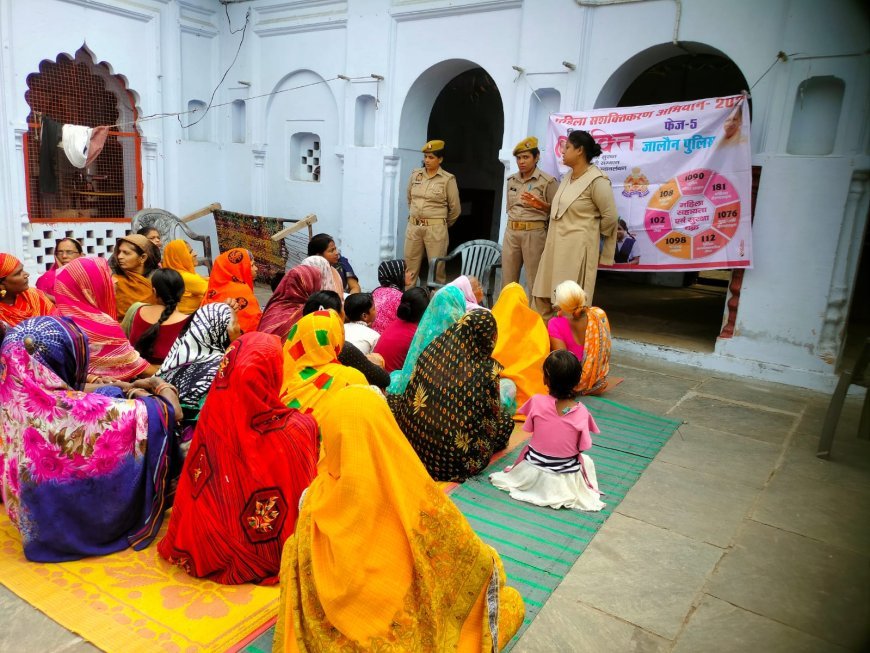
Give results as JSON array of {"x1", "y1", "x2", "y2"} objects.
[
  {"x1": 396, "y1": 60, "x2": 505, "y2": 254},
  {"x1": 594, "y1": 42, "x2": 749, "y2": 109},
  {"x1": 23, "y1": 44, "x2": 143, "y2": 221},
  {"x1": 263, "y1": 69, "x2": 340, "y2": 224},
  {"x1": 398, "y1": 59, "x2": 487, "y2": 150}
]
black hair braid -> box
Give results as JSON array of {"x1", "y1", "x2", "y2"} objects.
[{"x1": 135, "y1": 299, "x2": 177, "y2": 360}]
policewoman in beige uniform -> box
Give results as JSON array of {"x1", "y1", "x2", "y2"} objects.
[
  {"x1": 501, "y1": 136, "x2": 557, "y2": 291},
  {"x1": 405, "y1": 140, "x2": 461, "y2": 285}
]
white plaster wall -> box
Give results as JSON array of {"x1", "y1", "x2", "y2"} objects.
[{"x1": 1, "y1": 0, "x2": 868, "y2": 389}]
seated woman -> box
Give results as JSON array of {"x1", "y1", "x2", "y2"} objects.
[
  {"x1": 492, "y1": 282, "x2": 549, "y2": 409},
  {"x1": 138, "y1": 226, "x2": 163, "y2": 251},
  {"x1": 373, "y1": 287, "x2": 430, "y2": 373},
  {"x1": 161, "y1": 239, "x2": 208, "y2": 314},
  {"x1": 158, "y1": 332, "x2": 318, "y2": 585},
  {"x1": 258, "y1": 265, "x2": 321, "y2": 340},
  {"x1": 202, "y1": 248, "x2": 262, "y2": 334},
  {"x1": 299, "y1": 255, "x2": 342, "y2": 294},
  {"x1": 0, "y1": 253, "x2": 56, "y2": 327},
  {"x1": 157, "y1": 301, "x2": 240, "y2": 423},
  {"x1": 35, "y1": 237, "x2": 84, "y2": 301},
  {"x1": 343, "y1": 292, "x2": 380, "y2": 355},
  {"x1": 388, "y1": 309, "x2": 515, "y2": 482},
  {"x1": 273, "y1": 386, "x2": 524, "y2": 651},
  {"x1": 548, "y1": 280, "x2": 611, "y2": 395},
  {"x1": 54, "y1": 257, "x2": 153, "y2": 380},
  {"x1": 386, "y1": 285, "x2": 465, "y2": 395},
  {"x1": 126, "y1": 269, "x2": 192, "y2": 365},
  {"x1": 0, "y1": 316, "x2": 182, "y2": 562},
  {"x1": 110, "y1": 234, "x2": 161, "y2": 320},
  {"x1": 447, "y1": 274, "x2": 485, "y2": 310},
  {"x1": 280, "y1": 308, "x2": 367, "y2": 422},
  {"x1": 303, "y1": 291, "x2": 390, "y2": 390},
  {"x1": 307, "y1": 232, "x2": 360, "y2": 294},
  {"x1": 371, "y1": 259, "x2": 409, "y2": 334}
]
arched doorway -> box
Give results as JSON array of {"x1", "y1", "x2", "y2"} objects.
[
  {"x1": 594, "y1": 43, "x2": 751, "y2": 353},
  {"x1": 396, "y1": 61, "x2": 504, "y2": 263},
  {"x1": 427, "y1": 68, "x2": 504, "y2": 247}
]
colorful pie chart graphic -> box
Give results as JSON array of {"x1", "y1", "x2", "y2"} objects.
[{"x1": 644, "y1": 168, "x2": 741, "y2": 259}]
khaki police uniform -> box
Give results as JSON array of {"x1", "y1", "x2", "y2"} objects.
[
  {"x1": 501, "y1": 137, "x2": 557, "y2": 291},
  {"x1": 405, "y1": 140, "x2": 460, "y2": 285}
]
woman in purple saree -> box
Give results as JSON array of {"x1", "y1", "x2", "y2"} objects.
[{"x1": 0, "y1": 316, "x2": 177, "y2": 562}]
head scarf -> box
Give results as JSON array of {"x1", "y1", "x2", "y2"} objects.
[
  {"x1": 279, "y1": 310, "x2": 366, "y2": 423},
  {"x1": 300, "y1": 256, "x2": 339, "y2": 292},
  {"x1": 386, "y1": 285, "x2": 465, "y2": 394},
  {"x1": 377, "y1": 260, "x2": 405, "y2": 290},
  {"x1": 35, "y1": 240, "x2": 83, "y2": 298},
  {"x1": 54, "y1": 257, "x2": 148, "y2": 381},
  {"x1": 447, "y1": 275, "x2": 484, "y2": 311},
  {"x1": 491, "y1": 283, "x2": 549, "y2": 410},
  {"x1": 158, "y1": 332, "x2": 318, "y2": 585},
  {"x1": 156, "y1": 302, "x2": 233, "y2": 409},
  {"x1": 162, "y1": 239, "x2": 208, "y2": 314},
  {"x1": 0, "y1": 253, "x2": 56, "y2": 327},
  {"x1": 113, "y1": 235, "x2": 158, "y2": 320},
  {"x1": 258, "y1": 265, "x2": 321, "y2": 340},
  {"x1": 387, "y1": 309, "x2": 514, "y2": 482},
  {"x1": 2, "y1": 316, "x2": 89, "y2": 390},
  {"x1": 273, "y1": 386, "x2": 524, "y2": 650},
  {"x1": 0, "y1": 316, "x2": 174, "y2": 561},
  {"x1": 202, "y1": 248, "x2": 262, "y2": 334},
  {"x1": 0, "y1": 253, "x2": 19, "y2": 278},
  {"x1": 371, "y1": 285, "x2": 403, "y2": 335}
]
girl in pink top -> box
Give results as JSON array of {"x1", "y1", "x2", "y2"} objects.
[{"x1": 490, "y1": 350, "x2": 605, "y2": 511}]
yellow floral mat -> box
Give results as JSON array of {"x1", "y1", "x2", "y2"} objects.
[{"x1": 0, "y1": 511, "x2": 278, "y2": 653}]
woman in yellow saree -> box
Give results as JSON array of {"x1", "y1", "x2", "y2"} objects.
[
  {"x1": 491, "y1": 282, "x2": 549, "y2": 411},
  {"x1": 274, "y1": 385, "x2": 525, "y2": 652},
  {"x1": 279, "y1": 309, "x2": 366, "y2": 423},
  {"x1": 161, "y1": 239, "x2": 208, "y2": 314}
]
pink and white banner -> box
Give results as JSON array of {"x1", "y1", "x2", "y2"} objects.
[{"x1": 541, "y1": 94, "x2": 753, "y2": 271}]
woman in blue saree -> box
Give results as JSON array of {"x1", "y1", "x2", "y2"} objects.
[{"x1": 0, "y1": 316, "x2": 180, "y2": 562}]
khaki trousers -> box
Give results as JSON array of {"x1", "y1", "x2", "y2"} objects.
[
  {"x1": 501, "y1": 227, "x2": 547, "y2": 291},
  {"x1": 405, "y1": 220, "x2": 449, "y2": 286}
]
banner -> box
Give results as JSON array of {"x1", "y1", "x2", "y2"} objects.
[{"x1": 542, "y1": 95, "x2": 752, "y2": 271}]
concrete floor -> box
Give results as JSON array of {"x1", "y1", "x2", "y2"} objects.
[
  {"x1": 1, "y1": 352, "x2": 868, "y2": 652},
  {"x1": 515, "y1": 352, "x2": 870, "y2": 653}
]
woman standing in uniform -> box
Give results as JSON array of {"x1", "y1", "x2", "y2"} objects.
[
  {"x1": 404, "y1": 139, "x2": 460, "y2": 286},
  {"x1": 532, "y1": 130, "x2": 618, "y2": 317}
]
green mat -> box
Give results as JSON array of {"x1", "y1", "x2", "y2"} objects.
[
  {"x1": 451, "y1": 395, "x2": 681, "y2": 650},
  {"x1": 243, "y1": 397, "x2": 680, "y2": 652}
]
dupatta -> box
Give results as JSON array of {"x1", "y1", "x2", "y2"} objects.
[
  {"x1": 578, "y1": 306, "x2": 612, "y2": 395},
  {"x1": 202, "y1": 248, "x2": 262, "y2": 333},
  {"x1": 387, "y1": 309, "x2": 514, "y2": 482},
  {"x1": 279, "y1": 310, "x2": 366, "y2": 423},
  {"x1": 274, "y1": 386, "x2": 524, "y2": 651},
  {"x1": 491, "y1": 283, "x2": 549, "y2": 410},
  {"x1": 158, "y1": 333, "x2": 318, "y2": 585},
  {"x1": 258, "y1": 265, "x2": 321, "y2": 340},
  {"x1": 162, "y1": 239, "x2": 208, "y2": 314},
  {"x1": 386, "y1": 285, "x2": 465, "y2": 395},
  {"x1": 54, "y1": 257, "x2": 148, "y2": 380},
  {"x1": 0, "y1": 316, "x2": 174, "y2": 562}
]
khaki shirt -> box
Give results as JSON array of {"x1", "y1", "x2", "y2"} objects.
[
  {"x1": 506, "y1": 167, "x2": 557, "y2": 223},
  {"x1": 407, "y1": 167, "x2": 461, "y2": 225}
]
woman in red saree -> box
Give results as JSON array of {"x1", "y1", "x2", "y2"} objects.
[
  {"x1": 158, "y1": 332, "x2": 318, "y2": 585},
  {"x1": 202, "y1": 248, "x2": 262, "y2": 334}
]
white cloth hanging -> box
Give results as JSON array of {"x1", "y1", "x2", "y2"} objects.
[{"x1": 61, "y1": 124, "x2": 92, "y2": 168}]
